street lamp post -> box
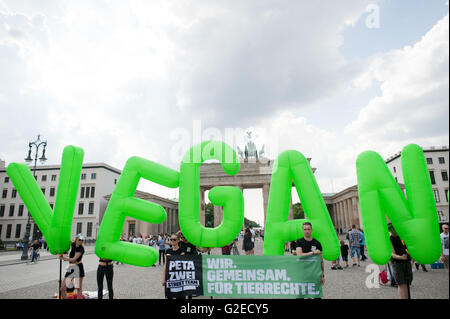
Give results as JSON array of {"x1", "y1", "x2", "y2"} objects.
[{"x1": 21, "y1": 134, "x2": 47, "y2": 260}]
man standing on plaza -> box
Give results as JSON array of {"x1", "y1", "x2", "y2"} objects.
[
  {"x1": 296, "y1": 222, "x2": 325, "y2": 286},
  {"x1": 348, "y1": 225, "x2": 363, "y2": 267},
  {"x1": 441, "y1": 224, "x2": 449, "y2": 275}
]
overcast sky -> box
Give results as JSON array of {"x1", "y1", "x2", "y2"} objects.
[{"x1": 0, "y1": 0, "x2": 448, "y2": 226}]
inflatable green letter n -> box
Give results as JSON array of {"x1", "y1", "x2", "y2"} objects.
[
  {"x1": 356, "y1": 144, "x2": 441, "y2": 265},
  {"x1": 263, "y1": 150, "x2": 340, "y2": 261},
  {"x1": 179, "y1": 141, "x2": 244, "y2": 248},
  {"x1": 95, "y1": 157, "x2": 179, "y2": 267},
  {"x1": 6, "y1": 146, "x2": 84, "y2": 254}
]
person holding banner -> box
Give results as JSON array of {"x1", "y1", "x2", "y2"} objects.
[
  {"x1": 162, "y1": 234, "x2": 185, "y2": 292},
  {"x1": 295, "y1": 222, "x2": 325, "y2": 286}
]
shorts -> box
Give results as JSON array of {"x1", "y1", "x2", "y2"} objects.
[
  {"x1": 65, "y1": 263, "x2": 85, "y2": 278},
  {"x1": 341, "y1": 255, "x2": 348, "y2": 262},
  {"x1": 391, "y1": 260, "x2": 413, "y2": 286},
  {"x1": 350, "y1": 246, "x2": 361, "y2": 259},
  {"x1": 444, "y1": 255, "x2": 449, "y2": 269}
]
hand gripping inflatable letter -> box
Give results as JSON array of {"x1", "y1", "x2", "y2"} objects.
[
  {"x1": 179, "y1": 141, "x2": 244, "y2": 247},
  {"x1": 95, "y1": 157, "x2": 179, "y2": 267},
  {"x1": 263, "y1": 150, "x2": 340, "y2": 260},
  {"x1": 6, "y1": 146, "x2": 84, "y2": 254},
  {"x1": 356, "y1": 144, "x2": 441, "y2": 265}
]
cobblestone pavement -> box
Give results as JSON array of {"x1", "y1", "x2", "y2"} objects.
[{"x1": 0, "y1": 238, "x2": 448, "y2": 299}]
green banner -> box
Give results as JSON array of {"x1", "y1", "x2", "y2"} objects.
[{"x1": 202, "y1": 255, "x2": 322, "y2": 299}]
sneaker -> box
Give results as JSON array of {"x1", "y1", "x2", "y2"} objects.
[
  {"x1": 331, "y1": 266, "x2": 337, "y2": 270},
  {"x1": 352, "y1": 263, "x2": 357, "y2": 267},
  {"x1": 337, "y1": 266, "x2": 343, "y2": 270}
]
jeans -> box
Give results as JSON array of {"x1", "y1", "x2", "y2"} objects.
[
  {"x1": 350, "y1": 246, "x2": 361, "y2": 259},
  {"x1": 97, "y1": 265, "x2": 114, "y2": 299}
]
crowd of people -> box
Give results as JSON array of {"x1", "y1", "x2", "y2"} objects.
[{"x1": 53, "y1": 222, "x2": 448, "y2": 300}]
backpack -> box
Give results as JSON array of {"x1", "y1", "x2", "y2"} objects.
[{"x1": 379, "y1": 269, "x2": 388, "y2": 284}]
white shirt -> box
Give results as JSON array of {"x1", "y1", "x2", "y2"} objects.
[{"x1": 441, "y1": 232, "x2": 449, "y2": 256}]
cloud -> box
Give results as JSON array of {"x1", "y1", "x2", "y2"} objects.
[{"x1": 346, "y1": 13, "x2": 449, "y2": 153}]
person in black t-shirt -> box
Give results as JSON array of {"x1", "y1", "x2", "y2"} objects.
[
  {"x1": 30, "y1": 240, "x2": 40, "y2": 262},
  {"x1": 388, "y1": 223, "x2": 413, "y2": 299},
  {"x1": 162, "y1": 233, "x2": 185, "y2": 288},
  {"x1": 295, "y1": 222, "x2": 325, "y2": 286},
  {"x1": 178, "y1": 231, "x2": 198, "y2": 255}
]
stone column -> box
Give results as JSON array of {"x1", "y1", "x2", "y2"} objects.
[
  {"x1": 200, "y1": 187, "x2": 206, "y2": 226},
  {"x1": 262, "y1": 183, "x2": 270, "y2": 227},
  {"x1": 288, "y1": 189, "x2": 294, "y2": 220},
  {"x1": 351, "y1": 197, "x2": 358, "y2": 227},
  {"x1": 214, "y1": 205, "x2": 223, "y2": 228}
]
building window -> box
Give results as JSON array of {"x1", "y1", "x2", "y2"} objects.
[
  {"x1": 42, "y1": 175, "x2": 47, "y2": 182},
  {"x1": 78, "y1": 202, "x2": 84, "y2": 215},
  {"x1": 87, "y1": 222, "x2": 93, "y2": 237},
  {"x1": 0, "y1": 205, "x2": 5, "y2": 217},
  {"x1": 50, "y1": 187, "x2": 56, "y2": 197},
  {"x1": 15, "y1": 224, "x2": 21, "y2": 238},
  {"x1": 439, "y1": 157, "x2": 445, "y2": 164},
  {"x1": 2, "y1": 189, "x2": 7, "y2": 198},
  {"x1": 442, "y1": 171, "x2": 448, "y2": 182},
  {"x1": 11, "y1": 188, "x2": 17, "y2": 198},
  {"x1": 18, "y1": 204, "x2": 24, "y2": 217},
  {"x1": 41, "y1": 188, "x2": 45, "y2": 195},
  {"x1": 50, "y1": 203, "x2": 54, "y2": 209},
  {"x1": 81, "y1": 173, "x2": 86, "y2": 180},
  {"x1": 4, "y1": 176, "x2": 9, "y2": 183},
  {"x1": 85, "y1": 187, "x2": 90, "y2": 198},
  {"x1": 91, "y1": 186, "x2": 95, "y2": 198},
  {"x1": 88, "y1": 202, "x2": 94, "y2": 214},
  {"x1": 426, "y1": 158, "x2": 433, "y2": 165},
  {"x1": 76, "y1": 223, "x2": 82, "y2": 234},
  {"x1": 445, "y1": 189, "x2": 449, "y2": 202},
  {"x1": 6, "y1": 224, "x2": 12, "y2": 238},
  {"x1": 433, "y1": 189, "x2": 440, "y2": 203},
  {"x1": 429, "y1": 171, "x2": 436, "y2": 184},
  {"x1": 393, "y1": 166, "x2": 396, "y2": 173},
  {"x1": 91, "y1": 173, "x2": 96, "y2": 180},
  {"x1": 9, "y1": 205, "x2": 15, "y2": 217},
  {"x1": 51, "y1": 174, "x2": 57, "y2": 181},
  {"x1": 80, "y1": 187, "x2": 85, "y2": 198}
]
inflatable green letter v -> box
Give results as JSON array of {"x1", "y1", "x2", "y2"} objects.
[{"x1": 6, "y1": 146, "x2": 84, "y2": 254}]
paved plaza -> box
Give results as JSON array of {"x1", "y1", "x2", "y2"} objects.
[{"x1": 0, "y1": 238, "x2": 448, "y2": 299}]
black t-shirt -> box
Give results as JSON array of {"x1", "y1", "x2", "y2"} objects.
[
  {"x1": 166, "y1": 247, "x2": 184, "y2": 256},
  {"x1": 69, "y1": 243, "x2": 84, "y2": 263},
  {"x1": 341, "y1": 244, "x2": 349, "y2": 256},
  {"x1": 180, "y1": 242, "x2": 198, "y2": 255},
  {"x1": 390, "y1": 235, "x2": 410, "y2": 262},
  {"x1": 295, "y1": 238, "x2": 322, "y2": 254},
  {"x1": 31, "y1": 243, "x2": 40, "y2": 251}
]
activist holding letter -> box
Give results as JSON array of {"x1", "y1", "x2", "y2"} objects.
[{"x1": 296, "y1": 222, "x2": 325, "y2": 286}]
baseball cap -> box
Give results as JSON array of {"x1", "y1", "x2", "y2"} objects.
[{"x1": 76, "y1": 233, "x2": 85, "y2": 241}]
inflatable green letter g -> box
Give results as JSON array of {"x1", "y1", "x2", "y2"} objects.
[
  {"x1": 179, "y1": 141, "x2": 244, "y2": 248},
  {"x1": 356, "y1": 144, "x2": 441, "y2": 265}
]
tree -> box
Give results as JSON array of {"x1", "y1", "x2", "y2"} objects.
[{"x1": 293, "y1": 202, "x2": 305, "y2": 220}]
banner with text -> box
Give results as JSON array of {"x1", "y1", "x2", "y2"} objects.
[{"x1": 165, "y1": 255, "x2": 322, "y2": 299}]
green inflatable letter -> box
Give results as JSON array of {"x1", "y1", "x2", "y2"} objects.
[
  {"x1": 179, "y1": 141, "x2": 244, "y2": 248},
  {"x1": 263, "y1": 150, "x2": 340, "y2": 260},
  {"x1": 356, "y1": 144, "x2": 441, "y2": 265},
  {"x1": 95, "y1": 156, "x2": 179, "y2": 267},
  {"x1": 6, "y1": 146, "x2": 84, "y2": 254}
]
